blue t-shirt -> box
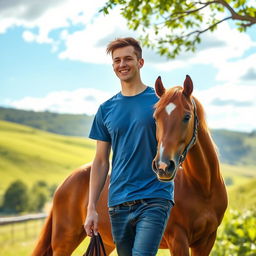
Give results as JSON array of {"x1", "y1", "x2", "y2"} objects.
[{"x1": 89, "y1": 87, "x2": 174, "y2": 207}]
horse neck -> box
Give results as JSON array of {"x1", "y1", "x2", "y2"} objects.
[{"x1": 183, "y1": 127, "x2": 222, "y2": 196}]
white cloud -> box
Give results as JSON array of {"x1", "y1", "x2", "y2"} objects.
[
  {"x1": 6, "y1": 88, "x2": 112, "y2": 115},
  {"x1": 58, "y1": 8, "x2": 135, "y2": 64},
  {"x1": 194, "y1": 83, "x2": 256, "y2": 132},
  {"x1": 216, "y1": 52, "x2": 256, "y2": 83},
  {"x1": 0, "y1": 0, "x2": 107, "y2": 44},
  {"x1": 22, "y1": 30, "x2": 35, "y2": 42}
]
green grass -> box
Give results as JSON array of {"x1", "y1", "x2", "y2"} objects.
[
  {"x1": 0, "y1": 120, "x2": 96, "y2": 197},
  {"x1": 0, "y1": 218, "x2": 169, "y2": 256},
  {"x1": 0, "y1": 219, "x2": 45, "y2": 256},
  {"x1": 228, "y1": 178, "x2": 256, "y2": 210},
  {"x1": 1, "y1": 120, "x2": 255, "y2": 194},
  {"x1": 220, "y1": 163, "x2": 256, "y2": 188},
  {"x1": 1, "y1": 120, "x2": 256, "y2": 255}
]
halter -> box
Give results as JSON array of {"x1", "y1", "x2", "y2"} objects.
[{"x1": 179, "y1": 99, "x2": 198, "y2": 165}]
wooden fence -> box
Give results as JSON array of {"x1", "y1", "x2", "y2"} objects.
[{"x1": 0, "y1": 213, "x2": 47, "y2": 245}]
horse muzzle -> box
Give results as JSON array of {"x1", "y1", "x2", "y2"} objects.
[{"x1": 152, "y1": 159, "x2": 178, "y2": 182}]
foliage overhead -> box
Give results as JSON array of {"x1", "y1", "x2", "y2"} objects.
[{"x1": 101, "y1": 0, "x2": 256, "y2": 58}]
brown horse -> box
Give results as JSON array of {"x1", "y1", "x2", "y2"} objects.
[{"x1": 31, "y1": 75, "x2": 227, "y2": 256}]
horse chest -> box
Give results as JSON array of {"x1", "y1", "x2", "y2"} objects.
[
  {"x1": 190, "y1": 209, "x2": 218, "y2": 241},
  {"x1": 171, "y1": 176, "x2": 222, "y2": 242}
]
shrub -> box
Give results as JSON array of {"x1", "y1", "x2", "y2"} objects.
[
  {"x1": 1, "y1": 180, "x2": 29, "y2": 213},
  {"x1": 28, "y1": 181, "x2": 50, "y2": 212},
  {"x1": 212, "y1": 208, "x2": 256, "y2": 256}
]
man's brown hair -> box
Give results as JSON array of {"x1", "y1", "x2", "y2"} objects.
[{"x1": 106, "y1": 37, "x2": 142, "y2": 59}]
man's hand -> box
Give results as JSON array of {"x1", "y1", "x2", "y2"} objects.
[{"x1": 84, "y1": 210, "x2": 99, "y2": 237}]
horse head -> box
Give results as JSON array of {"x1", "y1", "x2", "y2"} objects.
[{"x1": 152, "y1": 75, "x2": 198, "y2": 182}]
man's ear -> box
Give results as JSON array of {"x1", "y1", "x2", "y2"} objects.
[{"x1": 138, "y1": 58, "x2": 144, "y2": 68}]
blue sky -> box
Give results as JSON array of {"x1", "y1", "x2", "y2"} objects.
[{"x1": 0, "y1": 0, "x2": 256, "y2": 132}]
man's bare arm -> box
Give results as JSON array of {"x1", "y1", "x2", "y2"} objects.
[{"x1": 84, "y1": 140, "x2": 111, "y2": 236}]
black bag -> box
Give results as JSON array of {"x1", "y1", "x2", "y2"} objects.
[{"x1": 83, "y1": 233, "x2": 107, "y2": 256}]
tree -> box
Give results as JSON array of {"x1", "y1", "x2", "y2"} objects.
[
  {"x1": 101, "y1": 0, "x2": 256, "y2": 58},
  {"x1": 28, "y1": 181, "x2": 50, "y2": 212},
  {"x1": 2, "y1": 180, "x2": 29, "y2": 213}
]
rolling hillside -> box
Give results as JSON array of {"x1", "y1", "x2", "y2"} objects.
[
  {"x1": 1, "y1": 120, "x2": 255, "y2": 256},
  {"x1": 211, "y1": 129, "x2": 256, "y2": 165},
  {"x1": 1, "y1": 106, "x2": 256, "y2": 165},
  {"x1": 1, "y1": 120, "x2": 256, "y2": 201},
  {"x1": 0, "y1": 120, "x2": 96, "y2": 197},
  {"x1": 228, "y1": 178, "x2": 256, "y2": 209}
]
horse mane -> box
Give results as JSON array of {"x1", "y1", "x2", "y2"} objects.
[
  {"x1": 154, "y1": 86, "x2": 209, "y2": 133},
  {"x1": 192, "y1": 97, "x2": 208, "y2": 133}
]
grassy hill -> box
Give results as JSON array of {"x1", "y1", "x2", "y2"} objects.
[
  {"x1": 228, "y1": 178, "x2": 256, "y2": 209},
  {"x1": 1, "y1": 106, "x2": 256, "y2": 166},
  {"x1": 1, "y1": 119, "x2": 256, "y2": 198},
  {"x1": 211, "y1": 129, "x2": 256, "y2": 165},
  {"x1": 0, "y1": 120, "x2": 96, "y2": 197},
  {"x1": 1, "y1": 120, "x2": 256, "y2": 256}
]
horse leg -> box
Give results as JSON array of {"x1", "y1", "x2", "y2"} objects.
[
  {"x1": 103, "y1": 243, "x2": 116, "y2": 255},
  {"x1": 190, "y1": 231, "x2": 217, "y2": 256},
  {"x1": 52, "y1": 223, "x2": 86, "y2": 256},
  {"x1": 167, "y1": 228, "x2": 190, "y2": 256},
  {"x1": 51, "y1": 187, "x2": 87, "y2": 255}
]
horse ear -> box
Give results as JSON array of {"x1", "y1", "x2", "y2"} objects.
[
  {"x1": 155, "y1": 76, "x2": 165, "y2": 97},
  {"x1": 183, "y1": 75, "x2": 193, "y2": 97}
]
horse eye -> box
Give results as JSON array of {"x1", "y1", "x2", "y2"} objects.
[{"x1": 183, "y1": 114, "x2": 191, "y2": 123}]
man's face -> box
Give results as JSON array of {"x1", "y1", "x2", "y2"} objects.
[{"x1": 112, "y1": 46, "x2": 144, "y2": 82}]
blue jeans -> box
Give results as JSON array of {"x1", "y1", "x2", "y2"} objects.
[{"x1": 108, "y1": 198, "x2": 173, "y2": 256}]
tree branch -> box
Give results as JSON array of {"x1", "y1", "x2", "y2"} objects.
[
  {"x1": 170, "y1": 2, "x2": 214, "y2": 16},
  {"x1": 158, "y1": 2, "x2": 211, "y2": 26},
  {"x1": 170, "y1": 16, "x2": 232, "y2": 42},
  {"x1": 185, "y1": 16, "x2": 232, "y2": 37},
  {"x1": 217, "y1": 0, "x2": 256, "y2": 24}
]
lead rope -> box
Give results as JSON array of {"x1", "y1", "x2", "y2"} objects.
[{"x1": 83, "y1": 233, "x2": 107, "y2": 256}]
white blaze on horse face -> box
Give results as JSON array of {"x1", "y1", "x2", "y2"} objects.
[
  {"x1": 159, "y1": 143, "x2": 164, "y2": 161},
  {"x1": 159, "y1": 143, "x2": 165, "y2": 164},
  {"x1": 158, "y1": 143, "x2": 168, "y2": 170},
  {"x1": 165, "y1": 102, "x2": 176, "y2": 115}
]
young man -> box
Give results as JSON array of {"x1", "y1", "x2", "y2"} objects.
[{"x1": 84, "y1": 37, "x2": 174, "y2": 256}]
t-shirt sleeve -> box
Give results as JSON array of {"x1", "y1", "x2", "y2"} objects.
[{"x1": 89, "y1": 105, "x2": 111, "y2": 142}]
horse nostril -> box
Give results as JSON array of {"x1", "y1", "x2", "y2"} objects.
[
  {"x1": 167, "y1": 160, "x2": 175, "y2": 172},
  {"x1": 152, "y1": 160, "x2": 157, "y2": 172}
]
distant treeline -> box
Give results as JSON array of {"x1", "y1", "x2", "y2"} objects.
[
  {"x1": 0, "y1": 106, "x2": 256, "y2": 165},
  {"x1": 211, "y1": 129, "x2": 256, "y2": 166},
  {"x1": 0, "y1": 106, "x2": 94, "y2": 137}
]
